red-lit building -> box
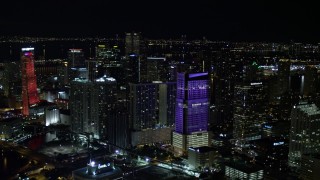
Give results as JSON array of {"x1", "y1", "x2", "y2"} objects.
[{"x1": 21, "y1": 47, "x2": 39, "y2": 116}]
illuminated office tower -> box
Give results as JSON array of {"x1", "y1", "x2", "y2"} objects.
[
  {"x1": 233, "y1": 82, "x2": 266, "y2": 142},
  {"x1": 21, "y1": 47, "x2": 40, "y2": 116},
  {"x1": 288, "y1": 103, "x2": 320, "y2": 169},
  {"x1": 96, "y1": 44, "x2": 108, "y2": 60},
  {"x1": 214, "y1": 54, "x2": 244, "y2": 126},
  {"x1": 277, "y1": 59, "x2": 290, "y2": 96},
  {"x1": 146, "y1": 57, "x2": 167, "y2": 82},
  {"x1": 85, "y1": 59, "x2": 98, "y2": 82},
  {"x1": 2, "y1": 62, "x2": 21, "y2": 108},
  {"x1": 300, "y1": 154, "x2": 320, "y2": 180},
  {"x1": 63, "y1": 49, "x2": 86, "y2": 85},
  {"x1": 172, "y1": 72, "x2": 211, "y2": 155},
  {"x1": 125, "y1": 32, "x2": 141, "y2": 56},
  {"x1": 96, "y1": 44, "x2": 121, "y2": 61},
  {"x1": 124, "y1": 54, "x2": 140, "y2": 84},
  {"x1": 68, "y1": 49, "x2": 85, "y2": 68},
  {"x1": 303, "y1": 65, "x2": 318, "y2": 97}
]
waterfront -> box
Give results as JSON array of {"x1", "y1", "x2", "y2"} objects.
[{"x1": 0, "y1": 145, "x2": 30, "y2": 179}]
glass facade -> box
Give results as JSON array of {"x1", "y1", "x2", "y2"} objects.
[
  {"x1": 175, "y1": 72, "x2": 210, "y2": 134},
  {"x1": 21, "y1": 47, "x2": 40, "y2": 116}
]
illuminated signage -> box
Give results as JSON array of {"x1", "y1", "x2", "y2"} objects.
[
  {"x1": 250, "y1": 82, "x2": 262, "y2": 86},
  {"x1": 69, "y1": 49, "x2": 82, "y2": 53},
  {"x1": 192, "y1": 103, "x2": 202, "y2": 107},
  {"x1": 264, "y1": 125, "x2": 272, "y2": 129},
  {"x1": 189, "y1": 72, "x2": 208, "y2": 78},
  {"x1": 273, "y1": 142, "x2": 284, "y2": 146},
  {"x1": 24, "y1": 52, "x2": 33, "y2": 56},
  {"x1": 22, "y1": 47, "x2": 34, "y2": 51}
]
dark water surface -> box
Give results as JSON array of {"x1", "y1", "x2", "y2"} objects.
[
  {"x1": 0, "y1": 40, "x2": 95, "y2": 62},
  {"x1": 0, "y1": 147, "x2": 29, "y2": 179}
]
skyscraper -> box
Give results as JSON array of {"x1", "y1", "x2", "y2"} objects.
[
  {"x1": 21, "y1": 47, "x2": 40, "y2": 116},
  {"x1": 172, "y1": 72, "x2": 211, "y2": 155},
  {"x1": 288, "y1": 103, "x2": 320, "y2": 169},
  {"x1": 125, "y1": 32, "x2": 141, "y2": 56},
  {"x1": 124, "y1": 54, "x2": 140, "y2": 84},
  {"x1": 68, "y1": 49, "x2": 85, "y2": 68},
  {"x1": 233, "y1": 82, "x2": 266, "y2": 142},
  {"x1": 277, "y1": 59, "x2": 290, "y2": 97},
  {"x1": 303, "y1": 65, "x2": 318, "y2": 97},
  {"x1": 130, "y1": 82, "x2": 176, "y2": 130},
  {"x1": 70, "y1": 76, "x2": 117, "y2": 139},
  {"x1": 214, "y1": 52, "x2": 244, "y2": 127},
  {"x1": 129, "y1": 82, "x2": 176, "y2": 146},
  {"x1": 2, "y1": 62, "x2": 21, "y2": 108},
  {"x1": 146, "y1": 57, "x2": 167, "y2": 82}
]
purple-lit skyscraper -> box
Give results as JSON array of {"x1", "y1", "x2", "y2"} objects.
[{"x1": 173, "y1": 72, "x2": 211, "y2": 155}]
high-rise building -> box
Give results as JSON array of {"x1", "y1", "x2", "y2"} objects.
[
  {"x1": 300, "y1": 154, "x2": 320, "y2": 180},
  {"x1": 124, "y1": 54, "x2": 140, "y2": 84},
  {"x1": 1, "y1": 62, "x2": 21, "y2": 108},
  {"x1": 277, "y1": 59, "x2": 290, "y2": 97},
  {"x1": 21, "y1": 47, "x2": 40, "y2": 116},
  {"x1": 172, "y1": 72, "x2": 211, "y2": 155},
  {"x1": 70, "y1": 76, "x2": 117, "y2": 139},
  {"x1": 214, "y1": 53, "x2": 244, "y2": 127},
  {"x1": 68, "y1": 49, "x2": 85, "y2": 68},
  {"x1": 233, "y1": 82, "x2": 266, "y2": 142},
  {"x1": 85, "y1": 59, "x2": 100, "y2": 82},
  {"x1": 129, "y1": 82, "x2": 176, "y2": 146},
  {"x1": 96, "y1": 44, "x2": 108, "y2": 60},
  {"x1": 130, "y1": 82, "x2": 176, "y2": 130},
  {"x1": 34, "y1": 59, "x2": 61, "y2": 87},
  {"x1": 288, "y1": 103, "x2": 320, "y2": 169},
  {"x1": 65, "y1": 49, "x2": 86, "y2": 85},
  {"x1": 125, "y1": 32, "x2": 141, "y2": 56},
  {"x1": 303, "y1": 65, "x2": 318, "y2": 97},
  {"x1": 108, "y1": 109, "x2": 129, "y2": 149},
  {"x1": 96, "y1": 44, "x2": 121, "y2": 61},
  {"x1": 70, "y1": 67, "x2": 88, "y2": 81},
  {"x1": 146, "y1": 57, "x2": 167, "y2": 82}
]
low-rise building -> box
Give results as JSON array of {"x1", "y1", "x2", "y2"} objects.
[
  {"x1": 188, "y1": 146, "x2": 217, "y2": 170},
  {"x1": 225, "y1": 161, "x2": 264, "y2": 180},
  {"x1": 72, "y1": 161, "x2": 123, "y2": 180}
]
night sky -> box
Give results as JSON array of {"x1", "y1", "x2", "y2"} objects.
[{"x1": 0, "y1": 1, "x2": 319, "y2": 42}]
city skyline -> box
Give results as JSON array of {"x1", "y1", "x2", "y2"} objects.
[
  {"x1": 0, "y1": 1, "x2": 319, "y2": 42},
  {"x1": 1, "y1": 1, "x2": 320, "y2": 179}
]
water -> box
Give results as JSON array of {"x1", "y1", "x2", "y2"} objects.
[
  {"x1": 0, "y1": 147, "x2": 29, "y2": 179},
  {"x1": 0, "y1": 40, "x2": 95, "y2": 62}
]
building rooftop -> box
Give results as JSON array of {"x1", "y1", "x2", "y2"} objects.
[
  {"x1": 302, "y1": 153, "x2": 320, "y2": 160},
  {"x1": 225, "y1": 161, "x2": 263, "y2": 174},
  {"x1": 72, "y1": 162, "x2": 123, "y2": 180},
  {"x1": 188, "y1": 146, "x2": 215, "y2": 153},
  {"x1": 95, "y1": 75, "x2": 116, "y2": 83},
  {"x1": 295, "y1": 103, "x2": 320, "y2": 116},
  {"x1": 73, "y1": 77, "x2": 89, "y2": 83}
]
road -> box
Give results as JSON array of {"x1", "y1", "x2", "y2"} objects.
[
  {"x1": 0, "y1": 141, "x2": 55, "y2": 179},
  {"x1": 0, "y1": 140, "x2": 53, "y2": 164}
]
